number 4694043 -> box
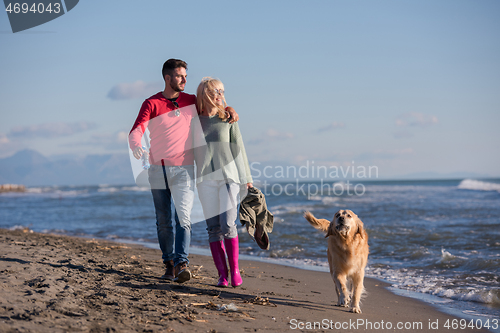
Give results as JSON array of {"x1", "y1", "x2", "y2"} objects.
[{"x1": 5, "y1": 3, "x2": 61, "y2": 14}]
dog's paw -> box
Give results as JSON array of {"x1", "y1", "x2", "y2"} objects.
[
  {"x1": 350, "y1": 307, "x2": 362, "y2": 314},
  {"x1": 337, "y1": 294, "x2": 351, "y2": 307}
]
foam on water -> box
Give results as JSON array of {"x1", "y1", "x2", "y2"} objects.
[
  {"x1": 97, "y1": 185, "x2": 150, "y2": 193},
  {"x1": 458, "y1": 179, "x2": 500, "y2": 192},
  {"x1": 6, "y1": 185, "x2": 152, "y2": 197},
  {"x1": 367, "y1": 265, "x2": 500, "y2": 307},
  {"x1": 270, "y1": 204, "x2": 317, "y2": 216},
  {"x1": 122, "y1": 186, "x2": 150, "y2": 192},
  {"x1": 16, "y1": 186, "x2": 89, "y2": 197},
  {"x1": 8, "y1": 225, "x2": 32, "y2": 231},
  {"x1": 308, "y1": 195, "x2": 339, "y2": 204},
  {"x1": 97, "y1": 187, "x2": 121, "y2": 193},
  {"x1": 439, "y1": 248, "x2": 467, "y2": 263}
]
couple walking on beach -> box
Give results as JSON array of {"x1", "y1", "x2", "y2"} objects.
[{"x1": 129, "y1": 59, "x2": 253, "y2": 287}]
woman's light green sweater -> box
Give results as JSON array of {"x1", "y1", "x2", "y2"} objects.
[{"x1": 192, "y1": 115, "x2": 253, "y2": 185}]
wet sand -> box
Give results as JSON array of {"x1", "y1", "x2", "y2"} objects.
[{"x1": 0, "y1": 228, "x2": 493, "y2": 332}]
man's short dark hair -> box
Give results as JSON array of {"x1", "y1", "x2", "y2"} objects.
[{"x1": 162, "y1": 59, "x2": 188, "y2": 79}]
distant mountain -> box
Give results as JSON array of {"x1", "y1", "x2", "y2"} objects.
[
  {"x1": 0, "y1": 149, "x2": 135, "y2": 186},
  {"x1": 1, "y1": 150, "x2": 493, "y2": 186},
  {"x1": 398, "y1": 171, "x2": 492, "y2": 180}
]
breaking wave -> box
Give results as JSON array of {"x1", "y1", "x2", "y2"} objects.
[{"x1": 458, "y1": 179, "x2": 500, "y2": 192}]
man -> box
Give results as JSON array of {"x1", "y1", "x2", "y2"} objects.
[{"x1": 129, "y1": 59, "x2": 238, "y2": 283}]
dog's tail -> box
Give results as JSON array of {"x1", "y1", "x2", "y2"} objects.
[{"x1": 304, "y1": 211, "x2": 330, "y2": 234}]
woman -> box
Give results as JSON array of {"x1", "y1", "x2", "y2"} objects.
[{"x1": 193, "y1": 77, "x2": 253, "y2": 287}]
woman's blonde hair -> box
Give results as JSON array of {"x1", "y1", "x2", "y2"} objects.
[{"x1": 196, "y1": 77, "x2": 228, "y2": 120}]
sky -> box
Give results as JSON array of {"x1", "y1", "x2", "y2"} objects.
[{"x1": 1, "y1": 0, "x2": 499, "y2": 180}]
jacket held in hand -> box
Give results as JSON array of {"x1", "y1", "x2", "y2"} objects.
[{"x1": 239, "y1": 187, "x2": 274, "y2": 250}]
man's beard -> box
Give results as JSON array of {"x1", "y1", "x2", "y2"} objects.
[{"x1": 170, "y1": 81, "x2": 184, "y2": 92}]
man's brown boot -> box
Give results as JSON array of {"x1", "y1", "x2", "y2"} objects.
[
  {"x1": 161, "y1": 260, "x2": 175, "y2": 280},
  {"x1": 174, "y1": 261, "x2": 191, "y2": 283}
]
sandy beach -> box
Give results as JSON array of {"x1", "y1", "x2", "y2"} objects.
[{"x1": 0, "y1": 228, "x2": 494, "y2": 333}]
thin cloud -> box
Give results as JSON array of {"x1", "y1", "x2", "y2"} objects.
[
  {"x1": 107, "y1": 80, "x2": 163, "y2": 100},
  {"x1": 317, "y1": 122, "x2": 345, "y2": 133},
  {"x1": 356, "y1": 148, "x2": 414, "y2": 161},
  {"x1": 0, "y1": 133, "x2": 9, "y2": 144},
  {"x1": 93, "y1": 131, "x2": 129, "y2": 150},
  {"x1": 393, "y1": 130, "x2": 414, "y2": 139},
  {"x1": 89, "y1": 131, "x2": 128, "y2": 144},
  {"x1": 266, "y1": 128, "x2": 294, "y2": 140},
  {"x1": 248, "y1": 128, "x2": 294, "y2": 145},
  {"x1": 60, "y1": 131, "x2": 129, "y2": 150},
  {"x1": 396, "y1": 112, "x2": 438, "y2": 127},
  {"x1": 8, "y1": 121, "x2": 97, "y2": 139}
]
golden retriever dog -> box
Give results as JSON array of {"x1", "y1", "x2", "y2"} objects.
[{"x1": 304, "y1": 210, "x2": 369, "y2": 313}]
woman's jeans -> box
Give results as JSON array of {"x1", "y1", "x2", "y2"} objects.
[
  {"x1": 148, "y1": 164, "x2": 195, "y2": 266},
  {"x1": 197, "y1": 180, "x2": 240, "y2": 243}
]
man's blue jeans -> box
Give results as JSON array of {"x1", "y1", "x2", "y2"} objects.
[{"x1": 148, "y1": 164, "x2": 195, "y2": 267}]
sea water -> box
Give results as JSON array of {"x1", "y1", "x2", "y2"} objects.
[{"x1": 1, "y1": 178, "x2": 499, "y2": 320}]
